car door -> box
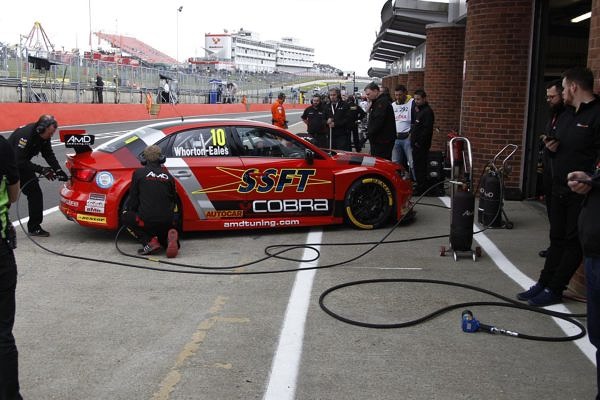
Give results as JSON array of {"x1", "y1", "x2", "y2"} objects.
[
  {"x1": 233, "y1": 126, "x2": 335, "y2": 224},
  {"x1": 163, "y1": 125, "x2": 245, "y2": 230}
]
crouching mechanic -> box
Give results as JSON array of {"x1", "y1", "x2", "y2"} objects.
[
  {"x1": 121, "y1": 145, "x2": 180, "y2": 257},
  {"x1": 7, "y1": 114, "x2": 68, "y2": 237}
]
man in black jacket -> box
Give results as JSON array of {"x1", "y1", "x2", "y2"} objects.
[
  {"x1": 301, "y1": 94, "x2": 328, "y2": 148},
  {"x1": 0, "y1": 135, "x2": 23, "y2": 400},
  {"x1": 324, "y1": 88, "x2": 351, "y2": 151},
  {"x1": 346, "y1": 95, "x2": 367, "y2": 152},
  {"x1": 538, "y1": 80, "x2": 567, "y2": 258},
  {"x1": 411, "y1": 89, "x2": 435, "y2": 195},
  {"x1": 7, "y1": 115, "x2": 67, "y2": 237},
  {"x1": 518, "y1": 67, "x2": 600, "y2": 307},
  {"x1": 121, "y1": 145, "x2": 179, "y2": 258},
  {"x1": 364, "y1": 82, "x2": 395, "y2": 159},
  {"x1": 95, "y1": 74, "x2": 104, "y2": 104},
  {"x1": 569, "y1": 169, "x2": 600, "y2": 399}
]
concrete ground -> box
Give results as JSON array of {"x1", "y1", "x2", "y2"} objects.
[{"x1": 8, "y1": 120, "x2": 597, "y2": 399}]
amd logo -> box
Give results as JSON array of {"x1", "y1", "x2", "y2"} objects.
[{"x1": 65, "y1": 134, "x2": 95, "y2": 147}]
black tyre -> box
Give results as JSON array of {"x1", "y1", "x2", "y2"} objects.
[{"x1": 344, "y1": 177, "x2": 393, "y2": 229}]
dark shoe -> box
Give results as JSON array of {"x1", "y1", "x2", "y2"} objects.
[
  {"x1": 166, "y1": 229, "x2": 179, "y2": 259},
  {"x1": 517, "y1": 282, "x2": 544, "y2": 301},
  {"x1": 528, "y1": 288, "x2": 562, "y2": 307},
  {"x1": 138, "y1": 236, "x2": 161, "y2": 255},
  {"x1": 538, "y1": 249, "x2": 548, "y2": 258},
  {"x1": 29, "y1": 227, "x2": 50, "y2": 237}
]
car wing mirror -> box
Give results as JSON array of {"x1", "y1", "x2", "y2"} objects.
[{"x1": 305, "y1": 149, "x2": 314, "y2": 165}]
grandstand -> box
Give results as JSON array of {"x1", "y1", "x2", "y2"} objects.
[{"x1": 94, "y1": 32, "x2": 178, "y2": 66}]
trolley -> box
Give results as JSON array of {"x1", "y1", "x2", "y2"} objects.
[
  {"x1": 477, "y1": 144, "x2": 518, "y2": 229},
  {"x1": 440, "y1": 136, "x2": 482, "y2": 262}
]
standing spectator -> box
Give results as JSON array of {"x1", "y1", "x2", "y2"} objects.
[
  {"x1": 346, "y1": 95, "x2": 366, "y2": 152},
  {"x1": 324, "y1": 88, "x2": 351, "y2": 151},
  {"x1": 518, "y1": 67, "x2": 600, "y2": 306},
  {"x1": 411, "y1": 89, "x2": 435, "y2": 195},
  {"x1": 0, "y1": 135, "x2": 22, "y2": 400},
  {"x1": 271, "y1": 93, "x2": 287, "y2": 129},
  {"x1": 364, "y1": 82, "x2": 396, "y2": 160},
  {"x1": 95, "y1": 74, "x2": 104, "y2": 104},
  {"x1": 121, "y1": 145, "x2": 180, "y2": 258},
  {"x1": 161, "y1": 80, "x2": 170, "y2": 104},
  {"x1": 392, "y1": 85, "x2": 415, "y2": 179},
  {"x1": 538, "y1": 80, "x2": 567, "y2": 258},
  {"x1": 7, "y1": 115, "x2": 68, "y2": 237},
  {"x1": 568, "y1": 169, "x2": 600, "y2": 399},
  {"x1": 301, "y1": 94, "x2": 328, "y2": 148}
]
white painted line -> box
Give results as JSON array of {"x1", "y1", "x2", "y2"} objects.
[
  {"x1": 263, "y1": 229, "x2": 322, "y2": 400},
  {"x1": 13, "y1": 206, "x2": 59, "y2": 227},
  {"x1": 440, "y1": 196, "x2": 595, "y2": 365}
]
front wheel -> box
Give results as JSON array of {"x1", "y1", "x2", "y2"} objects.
[{"x1": 344, "y1": 177, "x2": 393, "y2": 229}]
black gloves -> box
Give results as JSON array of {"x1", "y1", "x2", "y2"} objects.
[
  {"x1": 55, "y1": 169, "x2": 69, "y2": 182},
  {"x1": 40, "y1": 167, "x2": 56, "y2": 181},
  {"x1": 39, "y1": 167, "x2": 68, "y2": 181}
]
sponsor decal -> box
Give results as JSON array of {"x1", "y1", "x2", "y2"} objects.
[
  {"x1": 60, "y1": 198, "x2": 79, "y2": 207},
  {"x1": 146, "y1": 171, "x2": 170, "y2": 180},
  {"x1": 252, "y1": 199, "x2": 329, "y2": 213},
  {"x1": 223, "y1": 219, "x2": 301, "y2": 229},
  {"x1": 193, "y1": 167, "x2": 331, "y2": 195},
  {"x1": 173, "y1": 146, "x2": 229, "y2": 157},
  {"x1": 205, "y1": 210, "x2": 243, "y2": 218},
  {"x1": 89, "y1": 193, "x2": 106, "y2": 201},
  {"x1": 65, "y1": 134, "x2": 95, "y2": 147},
  {"x1": 76, "y1": 214, "x2": 107, "y2": 224},
  {"x1": 85, "y1": 193, "x2": 106, "y2": 214},
  {"x1": 95, "y1": 171, "x2": 114, "y2": 189}
]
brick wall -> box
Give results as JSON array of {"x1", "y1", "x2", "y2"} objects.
[
  {"x1": 381, "y1": 76, "x2": 393, "y2": 93},
  {"x1": 424, "y1": 24, "x2": 466, "y2": 152},
  {"x1": 397, "y1": 74, "x2": 408, "y2": 88},
  {"x1": 461, "y1": 0, "x2": 533, "y2": 192},
  {"x1": 407, "y1": 69, "x2": 425, "y2": 93}
]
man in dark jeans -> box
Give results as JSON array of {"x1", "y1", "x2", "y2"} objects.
[
  {"x1": 518, "y1": 67, "x2": 600, "y2": 307},
  {"x1": 364, "y1": 82, "x2": 395, "y2": 160},
  {"x1": 410, "y1": 89, "x2": 435, "y2": 195},
  {"x1": 538, "y1": 79, "x2": 567, "y2": 258},
  {"x1": 7, "y1": 115, "x2": 68, "y2": 237},
  {"x1": 0, "y1": 135, "x2": 23, "y2": 399}
]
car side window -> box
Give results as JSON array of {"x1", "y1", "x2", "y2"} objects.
[
  {"x1": 235, "y1": 127, "x2": 305, "y2": 158},
  {"x1": 170, "y1": 128, "x2": 231, "y2": 157}
]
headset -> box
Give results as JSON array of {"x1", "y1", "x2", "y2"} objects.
[{"x1": 35, "y1": 115, "x2": 58, "y2": 134}]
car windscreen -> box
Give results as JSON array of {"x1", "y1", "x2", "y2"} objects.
[{"x1": 95, "y1": 127, "x2": 165, "y2": 153}]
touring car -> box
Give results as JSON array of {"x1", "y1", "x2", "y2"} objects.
[{"x1": 59, "y1": 119, "x2": 413, "y2": 232}]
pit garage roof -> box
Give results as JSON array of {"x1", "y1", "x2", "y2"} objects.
[{"x1": 370, "y1": 0, "x2": 448, "y2": 63}]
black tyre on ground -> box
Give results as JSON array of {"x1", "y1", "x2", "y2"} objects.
[{"x1": 344, "y1": 177, "x2": 394, "y2": 229}]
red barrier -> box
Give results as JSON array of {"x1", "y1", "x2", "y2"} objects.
[{"x1": 0, "y1": 102, "x2": 306, "y2": 132}]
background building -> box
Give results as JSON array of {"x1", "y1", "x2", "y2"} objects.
[
  {"x1": 371, "y1": 0, "x2": 595, "y2": 201},
  {"x1": 190, "y1": 29, "x2": 314, "y2": 73}
]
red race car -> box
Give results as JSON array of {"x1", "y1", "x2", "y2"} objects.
[{"x1": 59, "y1": 119, "x2": 413, "y2": 232}]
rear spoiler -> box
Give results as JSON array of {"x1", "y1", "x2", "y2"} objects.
[{"x1": 59, "y1": 129, "x2": 95, "y2": 154}]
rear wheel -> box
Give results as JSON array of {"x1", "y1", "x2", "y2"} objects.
[{"x1": 344, "y1": 177, "x2": 393, "y2": 229}]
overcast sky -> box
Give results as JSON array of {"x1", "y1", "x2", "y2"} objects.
[{"x1": 0, "y1": 0, "x2": 396, "y2": 76}]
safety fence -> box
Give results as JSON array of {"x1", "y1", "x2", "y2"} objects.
[{"x1": 0, "y1": 44, "x2": 343, "y2": 104}]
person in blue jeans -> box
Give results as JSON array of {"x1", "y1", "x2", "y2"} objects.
[
  {"x1": 568, "y1": 169, "x2": 600, "y2": 399},
  {"x1": 391, "y1": 85, "x2": 415, "y2": 180}
]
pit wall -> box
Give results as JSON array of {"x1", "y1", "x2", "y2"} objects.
[{"x1": 0, "y1": 103, "x2": 306, "y2": 133}]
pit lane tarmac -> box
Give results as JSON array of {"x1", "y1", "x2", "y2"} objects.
[{"x1": 10, "y1": 197, "x2": 597, "y2": 399}]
